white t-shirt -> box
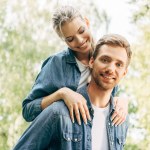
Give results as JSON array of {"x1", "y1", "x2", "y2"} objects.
[
  {"x1": 91, "y1": 104, "x2": 110, "y2": 150},
  {"x1": 75, "y1": 58, "x2": 91, "y2": 89}
]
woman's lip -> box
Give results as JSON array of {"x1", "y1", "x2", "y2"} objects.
[
  {"x1": 80, "y1": 42, "x2": 86, "y2": 48},
  {"x1": 78, "y1": 40, "x2": 88, "y2": 49}
]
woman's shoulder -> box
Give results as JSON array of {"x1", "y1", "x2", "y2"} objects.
[
  {"x1": 42, "y1": 48, "x2": 76, "y2": 68},
  {"x1": 41, "y1": 48, "x2": 70, "y2": 68}
]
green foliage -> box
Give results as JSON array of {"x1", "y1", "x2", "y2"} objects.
[
  {"x1": 121, "y1": 1, "x2": 150, "y2": 148},
  {"x1": 129, "y1": 0, "x2": 150, "y2": 23},
  {"x1": 0, "y1": 0, "x2": 150, "y2": 149}
]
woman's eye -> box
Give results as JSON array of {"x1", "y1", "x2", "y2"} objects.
[
  {"x1": 66, "y1": 37, "x2": 74, "y2": 42},
  {"x1": 79, "y1": 27, "x2": 85, "y2": 34}
]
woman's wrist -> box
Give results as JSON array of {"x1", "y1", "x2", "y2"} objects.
[{"x1": 58, "y1": 87, "x2": 69, "y2": 100}]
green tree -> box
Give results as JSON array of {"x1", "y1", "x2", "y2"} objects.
[{"x1": 123, "y1": 0, "x2": 150, "y2": 149}]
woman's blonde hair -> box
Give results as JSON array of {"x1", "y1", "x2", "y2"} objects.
[{"x1": 52, "y1": 5, "x2": 84, "y2": 39}]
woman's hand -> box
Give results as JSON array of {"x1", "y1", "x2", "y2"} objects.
[
  {"x1": 111, "y1": 96, "x2": 128, "y2": 126},
  {"x1": 59, "y1": 87, "x2": 91, "y2": 125}
]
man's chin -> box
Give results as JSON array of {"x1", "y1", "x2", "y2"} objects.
[{"x1": 101, "y1": 84, "x2": 114, "y2": 91}]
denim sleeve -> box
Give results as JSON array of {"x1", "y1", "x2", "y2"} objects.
[
  {"x1": 22, "y1": 55, "x2": 65, "y2": 122},
  {"x1": 112, "y1": 85, "x2": 119, "y2": 97}
]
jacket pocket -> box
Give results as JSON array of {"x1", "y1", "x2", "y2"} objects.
[
  {"x1": 116, "y1": 117, "x2": 128, "y2": 150},
  {"x1": 116, "y1": 123, "x2": 127, "y2": 150},
  {"x1": 117, "y1": 136, "x2": 126, "y2": 145},
  {"x1": 62, "y1": 132, "x2": 82, "y2": 150},
  {"x1": 63, "y1": 132, "x2": 82, "y2": 142},
  {"x1": 116, "y1": 136, "x2": 126, "y2": 150}
]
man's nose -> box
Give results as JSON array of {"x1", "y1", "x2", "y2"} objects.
[{"x1": 106, "y1": 63, "x2": 116, "y2": 73}]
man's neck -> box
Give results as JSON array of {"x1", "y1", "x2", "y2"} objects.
[{"x1": 87, "y1": 82, "x2": 113, "y2": 108}]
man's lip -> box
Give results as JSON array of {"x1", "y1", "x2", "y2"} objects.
[{"x1": 100, "y1": 73, "x2": 116, "y2": 80}]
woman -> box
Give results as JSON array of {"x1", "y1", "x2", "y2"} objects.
[{"x1": 22, "y1": 5, "x2": 128, "y2": 126}]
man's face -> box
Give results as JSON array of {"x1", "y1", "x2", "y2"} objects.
[{"x1": 89, "y1": 44, "x2": 128, "y2": 90}]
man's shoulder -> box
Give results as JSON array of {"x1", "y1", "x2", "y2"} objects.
[
  {"x1": 77, "y1": 85, "x2": 89, "y2": 100},
  {"x1": 116, "y1": 115, "x2": 129, "y2": 136}
]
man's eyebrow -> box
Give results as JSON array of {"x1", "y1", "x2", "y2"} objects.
[
  {"x1": 117, "y1": 60, "x2": 124, "y2": 64},
  {"x1": 100, "y1": 55, "x2": 111, "y2": 59},
  {"x1": 99, "y1": 55, "x2": 125, "y2": 64}
]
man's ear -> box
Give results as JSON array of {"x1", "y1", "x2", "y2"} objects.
[
  {"x1": 123, "y1": 68, "x2": 128, "y2": 77},
  {"x1": 89, "y1": 57, "x2": 94, "y2": 69},
  {"x1": 84, "y1": 17, "x2": 90, "y2": 27}
]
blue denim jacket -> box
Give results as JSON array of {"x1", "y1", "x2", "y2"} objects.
[
  {"x1": 13, "y1": 85, "x2": 128, "y2": 150},
  {"x1": 23, "y1": 48, "x2": 118, "y2": 122}
]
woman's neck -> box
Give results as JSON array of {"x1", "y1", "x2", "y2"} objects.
[{"x1": 74, "y1": 51, "x2": 90, "y2": 65}]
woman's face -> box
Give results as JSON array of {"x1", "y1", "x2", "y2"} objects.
[{"x1": 61, "y1": 17, "x2": 93, "y2": 55}]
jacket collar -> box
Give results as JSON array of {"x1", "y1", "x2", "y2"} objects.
[
  {"x1": 65, "y1": 48, "x2": 77, "y2": 64},
  {"x1": 78, "y1": 84, "x2": 115, "y2": 118}
]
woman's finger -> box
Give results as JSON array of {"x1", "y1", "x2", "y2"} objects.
[
  {"x1": 74, "y1": 104, "x2": 81, "y2": 125},
  {"x1": 83, "y1": 103, "x2": 91, "y2": 121},
  {"x1": 69, "y1": 105, "x2": 74, "y2": 123},
  {"x1": 112, "y1": 111, "x2": 123, "y2": 126},
  {"x1": 78, "y1": 103, "x2": 87, "y2": 124}
]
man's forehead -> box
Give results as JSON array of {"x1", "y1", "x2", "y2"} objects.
[{"x1": 96, "y1": 45, "x2": 128, "y2": 63}]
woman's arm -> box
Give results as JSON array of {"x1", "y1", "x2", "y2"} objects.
[
  {"x1": 41, "y1": 87, "x2": 91, "y2": 125},
  {"x1": 22, "y1": 50, "x2": 90, "y2": 124},
  {"x1": 22, "y1": 54, "x2": 66, "y2": 121}
]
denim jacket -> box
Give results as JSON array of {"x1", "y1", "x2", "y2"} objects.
[
  {"x1": 78, "y1": 85, "x2": 128, "y2": 150},
  {"x1": 54, "y1": 86, "x2": 128, "y2": 150},
  {"x1": 13, "y1": 85, "x2": 128, "y2": 150},
  {"x1": 22, "y1": 48, "x2": 118, "y2": 122}
]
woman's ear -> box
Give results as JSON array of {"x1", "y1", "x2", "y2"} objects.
[{"x1": 84, "y1": 17, "x2": 90, "y2": 27}]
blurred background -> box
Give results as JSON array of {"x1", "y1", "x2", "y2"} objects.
[{"x1": 0, "y1": 0, "x2": 150, "y2": 149}]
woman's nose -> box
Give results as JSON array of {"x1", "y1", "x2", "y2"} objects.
[{"x1": 76, "y1": 35, "x2": 83, "y2": 44}]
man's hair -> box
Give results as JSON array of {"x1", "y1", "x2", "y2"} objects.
[
  {"x1": 93, "y1": 34, "x2": 132, "y2": 66},
  {"x1": 52, "y1": 5, "x2": 84, "y2": 39}
]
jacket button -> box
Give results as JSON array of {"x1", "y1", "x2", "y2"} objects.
[{"x1": 74, "y1": 138, "x2": 77, "y2": 142}]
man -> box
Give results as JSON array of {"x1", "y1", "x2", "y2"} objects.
[{"x1": 13, "y1": 34, "x2": 132, "y2": 150}]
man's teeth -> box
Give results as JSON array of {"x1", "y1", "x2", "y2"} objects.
[
  {"x1": 102, "y1": 74, "x2": 114, "y2": 79},
  {"x1": 104, "y1": 76, "x2": 112, "y2": 79}
]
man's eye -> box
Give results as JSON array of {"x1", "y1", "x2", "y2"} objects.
[
  {"x1": 116, "y1": 63, "x2": 123, "y2": 67},
  {"x1": 102, "y1": 59, "x2": 108, "y2": 63}
]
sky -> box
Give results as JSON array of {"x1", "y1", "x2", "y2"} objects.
[{"x1": 94, "y1": 0, "x2": 136, "y2": 43}]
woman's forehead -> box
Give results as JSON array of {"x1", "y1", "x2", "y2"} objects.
[{"x1": 61, "y1": 17, "x2": 86, "y2": 37}]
